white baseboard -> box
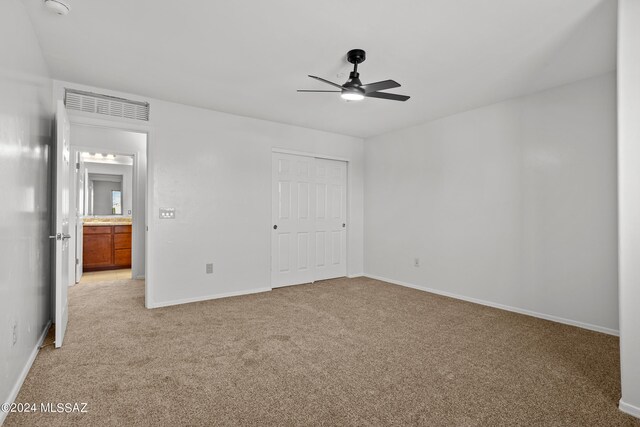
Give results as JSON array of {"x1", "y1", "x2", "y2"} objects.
[
  {"x1": 135, "y1": 275, "x2": 145, "y2": 280},
  {"x1": 620, "y1": 400, "x2": 640, "y2": 419},
  {"x1": 347, "y1": 273, "x2": 364, "y2": 278},
  {"x1": 1, "y1": 321, "x2": 51, "y2": 426},
  {"x1": 147, "y1": 287, "x2": 272, "y2": 309},
  {"x1": 364, "y1": 274, "x2": 619, "y2": 336}
]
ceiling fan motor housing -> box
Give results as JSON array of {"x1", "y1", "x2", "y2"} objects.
[
  {"x1": 343, "y1": 74, "x2": 363, "y2": 88},
  {"x1": 347, "y1": 49, "x2": 366, "y2": 65}
]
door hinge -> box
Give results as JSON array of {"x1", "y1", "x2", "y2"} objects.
[
  {"x1": 76, "y1": 258, "x2": 79, "y2": 265},
  {"x1": 76, "y1": 162, "x2": 80, "y2": 171}
]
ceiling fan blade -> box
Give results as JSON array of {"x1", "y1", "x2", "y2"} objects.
[
  {"x1": 365, "y1": 91, "x2": 410, "y2": 102},
  {"x1": 297, "y1": 90, "x2": 341, "y2": 92},
  {"x1": 361, "y1": 80, "x2": 400, "y2": 94},
  {"x1": 308, "y1": 75, "x2": 344, "y2": 89}
]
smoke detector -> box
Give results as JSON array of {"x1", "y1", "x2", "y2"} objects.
[{"x1": 44, "y1": 0, "x2": 70, "y2": 15}]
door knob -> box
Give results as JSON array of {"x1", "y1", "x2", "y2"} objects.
[
  {"x1": 273, "y1": 225, "x2": 278, "y2": 230},
  {"x1": 49, "y1": 233, "x2": 71, "y2": 240}
]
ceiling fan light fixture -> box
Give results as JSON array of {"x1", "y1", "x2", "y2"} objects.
[{"x1": 341, "y1": 91, "x2": 364, "y2": 101}]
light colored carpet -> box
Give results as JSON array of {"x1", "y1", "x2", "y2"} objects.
[{"x1": 5, "y1": 277, "x2": 639, "y2": 426}]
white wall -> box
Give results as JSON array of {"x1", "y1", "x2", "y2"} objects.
[
  {"x1": 85, "y1": 162, "x2": 134, "y2": 215},
  {"x1": 146, "y1": 100, "x2": 364, "y2": 307},
  {"x1": 52, "y1": 81, "x2": 364, "y2": 308},
  {"x1": 618, "y1": 0, "x2": 640, "y2": 418},
  {"x1": 0, "y1": 0, "x2": 52, "y2": 420},
  {"x1": 364, "y1": 72, "x2": 618, "y2": 334},
  {"x1": 70, "y1": 125, "x2": 147, "y2": 279}
]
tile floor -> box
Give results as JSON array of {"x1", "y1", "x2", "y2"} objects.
[{"x1": 79, "y1": 269, "x2": 132, "y2": 284}]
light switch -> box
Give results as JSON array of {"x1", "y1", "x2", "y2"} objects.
[{"x1": 159, "y1": 207, "x2": 175, "y2": 219}]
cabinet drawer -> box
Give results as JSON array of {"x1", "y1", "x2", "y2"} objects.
[
  {"x1": 114, "y1": 233, "x2": 131, "y2": 249},
  {"x1": 84, "y1": 226, "x2": 112, "y2": 234},
  {"x1": 114, "y1": 225, "x2": 132, "y2": 234},
  {"x1": 114, "y1": 248, "x2": 131, "y2": 266}
]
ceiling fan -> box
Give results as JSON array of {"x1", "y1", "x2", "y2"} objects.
[{"x1": 298, "y1": 49, "x2": 410, "y2": 102}]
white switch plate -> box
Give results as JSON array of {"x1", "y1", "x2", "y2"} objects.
[{"x1": 159, "y1": 207, "x2": 175, "y2": 219}]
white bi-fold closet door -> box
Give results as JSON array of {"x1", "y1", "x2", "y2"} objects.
[{"x1": 272, "y1": 152, "x2": 347, "y2": 288}]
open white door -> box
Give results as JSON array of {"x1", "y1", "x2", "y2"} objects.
[
  {"x1": 75, "y1": 152, "x2": 85, "y2": 283},
  {"x1": 52, "y1": 100, "x2": 71, "y2": 348}
]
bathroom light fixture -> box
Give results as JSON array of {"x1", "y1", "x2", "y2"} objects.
[{"x1": 44, "y1": 0, "x2": 70, "y2": 15}]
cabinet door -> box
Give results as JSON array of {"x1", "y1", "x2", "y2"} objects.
[
  {"x1": 114, "y1": 249, "x2": 132, "y2": 267},
  {"x1": 83, "y1": 233, "x2": 113, "y2": 267}
]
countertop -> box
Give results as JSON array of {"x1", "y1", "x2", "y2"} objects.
[{"x1": 83, "y1": 217, "x2": 132, "y2": 226}]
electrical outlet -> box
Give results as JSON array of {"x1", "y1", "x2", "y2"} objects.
[
  {"x1": 12, "y1": 321, "x2": 17, "y2": 346},
  {"x1": 206, "y1": 263, "x2": 213, "y2": 274},
  {"x1": 414, "y1": 258, "x2": 420, "y2": 267}
]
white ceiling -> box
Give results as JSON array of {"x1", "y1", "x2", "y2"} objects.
[{"x1": 24, "y1": 0, "x2": 616, "y2": 138}]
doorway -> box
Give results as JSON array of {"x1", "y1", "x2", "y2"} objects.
[
  {"x1": 68, "y1": 126, "x2": 147, "y2": 285},
  {"x1": 271, "y1": 152, "x2": 348, "y2": 287},
  {"x1": 52, "y1": 105, "x2": 149, "y2": 348},
  {"x1": 76, "y1": 152, "x2": 134, "y2": 278}
]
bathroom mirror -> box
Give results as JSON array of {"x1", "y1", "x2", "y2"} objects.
[{"x1": 88, "y1": 173, "x2": 123, "y2": 215}]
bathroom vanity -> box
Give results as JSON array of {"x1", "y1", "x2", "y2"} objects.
[{"x1": 83, "y1": 219, "x2": 132, "y2": 271}]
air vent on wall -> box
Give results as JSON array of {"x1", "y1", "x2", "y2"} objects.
[{"x1": 64, "y1": 89, "x2": 150, "y2": 121}]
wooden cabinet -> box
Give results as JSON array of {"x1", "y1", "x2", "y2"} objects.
[
  {"x1": 83, "y1": 227, "x2": 113, "y2": 269},
  {"x1": 83, "y1": 225, "x2": 131, "y2": 271}
]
